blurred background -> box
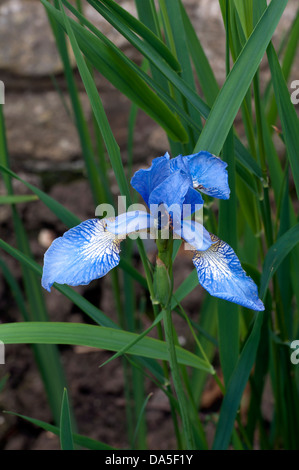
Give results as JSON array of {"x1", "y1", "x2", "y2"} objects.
[{"x1": 0, "y1": 0, "x2": 298, "y2": 450}]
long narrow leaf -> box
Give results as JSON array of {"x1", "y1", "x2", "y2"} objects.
[
  {"x1": 194, "y1": 0, "x2": 288, "y2": 154},
  {"x1": 0, "y1": 322, "x2": 214, "y2": 373},
  {"x1": 267, "y1": 42, "x2": 299, "y2": 199},
  {"x1": 4, "y1": 411, "x2": 116, "y2": 450},
  {"x1": 260, "y1": 223, "x2": 299, "y2": 300},
  {"x1": 60, "y1": 388, "x2": 74, "y2": 450}
]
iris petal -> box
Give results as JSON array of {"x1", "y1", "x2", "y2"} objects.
[
  {"x1": 105, "y1": 210, "x2": 153, "y2": 236},
  {"x1": 148, "y1": 170, "x2": 190, "y2": 222},
  {"x1": 169, "y1": 155, "x2": 192, "y2": 184},
  {"x1": 192, "y1": 234, "x2": 265, "y2": 311},
  {"x1": 174, "y1": 220, "x2": 211, "y2": 251},
  {"x1": 187, "y1": 151, "x2": 230, "y2": 199},
  {"x1": 41, "y1": 219, "x2": 121, "y2": 292},
  {"x1": 182, "y1": 187, "x2": 204, "y2": 216},
  {"x1": 130, "y1": 153, "x2": 171, "y2": 206}
]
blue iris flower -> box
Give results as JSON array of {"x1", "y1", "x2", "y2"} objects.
[{"x1": 41, "y1": 151, "x2": 264, "y2": 311}]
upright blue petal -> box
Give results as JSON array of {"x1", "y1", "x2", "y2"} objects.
[
  {"x1": 148, "y1": 170, "x2": 191, "y2": 224},
  {"x1": 182, "y1": 187, "x2": 204, "y2": 216},
  {"x1": 169, "y1": 154, "x2": 204, "y2": 214},
  {"x1": 174, "y1": 220, "x2": 211, "y2": 251},
  {"x1": 187, "y1": 151, "x2": 230, "y2": 199},
  {"x1": 105, "y1": 210, "x2": 154, "y2": 236},
  {"x1": 42, "y1": 219, "x2": 121, "y2": 292},
  {"x1": 169, "y1": 155, "x2": 192, "y2": 184},
  {"x1": 192, "y1": 234, "x2": 264, "y2": 311},
  {"x1": 130, "y1": 153, "x2": 171, "y2": 206}
]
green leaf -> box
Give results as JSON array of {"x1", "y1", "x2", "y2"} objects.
[
  {"x1": 266, "y1": 42, "x2": 299, "y2": 199},
  {"x1": 48, "y1": 0, "x2": 105, "y2": 206},
  {"x1": 93, "y1": 0, "x2": 181, "y2": 72},
  {"x1": 266, "y1": 10, "x2": 299, "y2": 125},
  {"x1": 60, "y1": 388, "x2": 74, "y2": 450},
  {"x1": 260, "y1": 223, "x2": 299, "y2": 300},
  {"x1": 0, "y1": 164, "x2": 80, "y2": 227},
  {"x1": 43, "y1": 0, "x2": 188, "y2": 144},
  {"x1": 0, "y1": 107, "x2": 69, "y2": 427},
  {"x1": 233, "y1": 0, "x2": 253, "y2": 38},
  {"x1": 99, "y1": 311, "x2": 164, "y2": 369},
  {"x1": 4, "y1": 411, "x2": 116, "y2": 450},
  {"x1": 0, "y1": 238, "x2": 166, "y2": 386},
  {"x1": 0, "y1": 194, "x2": 38, "y2": 204},
  {"x1": 0, "y1": 256, "x2": 30, "y2": 321},
  {"x1": 179, "y1": 0, "x2": 219, "y2": 107},
  {"x1": 218, "y1": 125, "x2": 239, "y2": 385},
  {"x1": 75, "y1": 0, "x2": 263, "y2": 184},
  {"x1": 0, "y1": 322, "x2": 214, "y2": 373},
  {"x1": 213, "y1": 310, "x2": 265, "y2": 449},
  {"x1": 194, "y1": 0, "x2": 288, "y2": 155}
]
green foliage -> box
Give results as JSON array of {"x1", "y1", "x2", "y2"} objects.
[{"x1": 1, "y1": 0, "x2": 299, "y2": 450}]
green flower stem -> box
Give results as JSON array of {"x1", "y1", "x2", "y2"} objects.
[
  {"x1": 163, "y1": 306, "x2": 195, "y2": 449},
  {"x1": 155, "y1": 229, "x2": 195, "y2": 449}
]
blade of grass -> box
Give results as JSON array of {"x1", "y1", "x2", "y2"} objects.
[
  {"x1": 163, "y1": 0, "x2": 203, "y2": 147},
  {"x1": 0, "y1": 195, "x2": 38, "y2": 204},
  {"x1": 212, "y1": 310, "x2": 265, "y2": 449},
  {"x1": 0, "y1": 256, "x2": 30, "y2": 321},
  {"x1": 46, "y1": 1, "x2": 159, "y2": 316},
  {"x1": 131, "y1": 392, "x2": 153, "y2": 450},
  {"x1": 99, "y1": 311, "x2": 164, "y2": 368},
  {"x1": 48, "y1": 0, "x2": 104, "y2": 205},
  {"x1": 4, "y1": 411, "x2": 116, "y2": 450},
  {"x1": 46, "y1": 0, "x2": 189, "y2": 144},
  {"x1": 0, "y1": 238, "x2": 167, "y2": 386},
  {"x1": 179, "y1": 0, "x2": 219, "y2": 107},
  {"x1": 213, "y1": 219, "x2": 299, "y2": 448},
  {"x1": 260, "y1": 223, "x2": 299, "y2": 300},
  {"x1": 266, "y1": 41, "x2": 299, "y2": 199},
  {"x1": 95, "y1": 0, "x2": 181, "y2": 72},
  {"x1": 194, "y1": 0, "x2": 288, "y2": 155},
  {"x1": 60, "y1": 388, "x2": 74, "y2": 450},
  {"x1": 217, "y1": 5, "x2": 239, "y2": 385},
  {"x1": 63, "y1": 0, "x2": 201, "y2": 136},
  {"x1": 266, "y1": 10, "x2": 299, "y2": 126},
  {"x1": 82, "y1": 0, "x2": 263, "y2": 184},
  {"x1": 0, "y1": 106, "x2": 70, "y2": 427},
  {"x1": 0, "y1": 321, "x2": 215, "y2": 373}
]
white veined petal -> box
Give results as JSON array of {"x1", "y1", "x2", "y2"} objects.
[
  {"x1": 42, "y1": 218, "x2": 122, "y2": 292},
  {"x1": 192, "y1": 234, "x2": 264, "y2": 311}
]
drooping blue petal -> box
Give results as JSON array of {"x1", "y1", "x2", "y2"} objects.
[
  {"x1": 41, "y1": 219, "x2": 121, "y2": 292},
  {"x1": 187, "y1": 151, "x2": 230, "y2": 199},
  {"x1": 192, "y1": 234, "x2": 265, "y2": 311},
  {"x1": 173, "y1": 220, "x2": 211, "y2": 251},
  {"x1": 105, "y1": 210, "x2": 154, "y2": 236},
  {"x1": 130, "y1": 153, "x2": 171, "y2": 206}
]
